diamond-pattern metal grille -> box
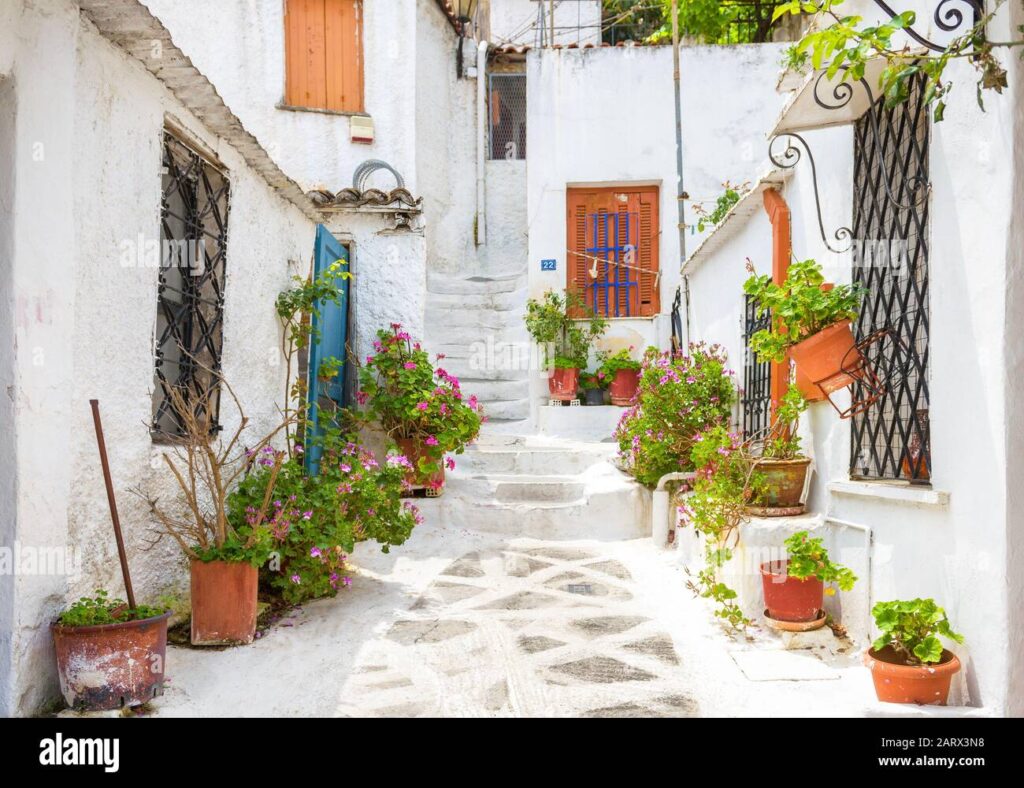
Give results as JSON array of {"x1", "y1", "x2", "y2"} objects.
[
  {"x1": 742, "y1": 294, "x2": 772, "y2": 438},
  {"x1": 488, "y1": 73, "x2": 526, "y2": 160},
  {"x1": 849, "y1": 72, "x2": 930, "y2": 482},
  {"x1": 152, "y1": 132, "x2": 231, "y2": 438}
]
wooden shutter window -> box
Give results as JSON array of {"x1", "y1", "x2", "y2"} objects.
[
  {"x1": 285, "y1": 0, "x2": 364, "y2": 113},
  {"x1": 565, "y1": 186, "x2": 660, "y2": 318}
]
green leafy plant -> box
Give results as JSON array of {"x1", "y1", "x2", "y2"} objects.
[
  {"x1": 775, "y1": 0, "x2": 1013, "y2": 123},
  {"x1": 614, "y1": 343, "x2": 737, "y2": 486},
  {"x1": 597, "y1": 346, "x2": 643, "y2": 379},
  {"x1": 525, "y1": 290, "x2": 608, "y2": 370},
  {"x1": 784, "y1": 530, "x2": 857, "y2": 593},
  {"x1": 57, "y1": 590, "x2": 165, "y2": 627},
  {"x1": 694, "y1": 181, "x2": 748, "y2": 232},
  {"x1": 580, "y1": 371, "x2": 607, "y2": 391},
  {"x1": 743, "y1": 257, "x2": 864, "y2": 363},
  {"x1": 357, "y1": 324, "x2": 483, "y2": 478},
  {"x1": 760, "y1": 386, "x2": 808, "y2": 460},
  {"x1": 228, "y1": 435, "x2": 420, "y2": 605},
  {"x1": 645, "y1": 0, "x2": 786, "y2": 45},
  {"x1": 275, "y1": 260, "x2": 351, "y2": 455},
  {"x1": 871, "y1": 598, "x2": 964, "y2": 665}
]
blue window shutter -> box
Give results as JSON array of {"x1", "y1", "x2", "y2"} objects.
[{"x1": 305, "y1": 225, "x2": 350, "y2": 475}]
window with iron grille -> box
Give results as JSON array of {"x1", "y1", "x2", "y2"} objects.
[
  {"x1": 488, "y1": 73, "x2": 526, "y2": 160},
  {"x1": 152, "y1": 132, "x2": 231, "y2": 439},
  {"x1": 849, "y1": 72, "x2": 930, "y2": 482},
  {"x1": 742, "y1": 294, "x2": 771, "y2": 438}
]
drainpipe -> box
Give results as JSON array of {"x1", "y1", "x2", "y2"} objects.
[
  {"x1": 671, "y1": 0, "x2": 686, "y2": 271},
  {"x1": 824, "y1": 516, "x2": 873, "y2": 642},
  {"x1": 652, "y1": 471, "x2": 695, "y2": 546},
  {"x1": 476, "y1": 40, "x2": 488, "y2": 246}
]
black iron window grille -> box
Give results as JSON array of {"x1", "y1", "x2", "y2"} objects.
[
  {"x1": 742, "y1": 294, "x2": 772, "y2": 438},
  {"x1": 488, "y1": 73, "x2": 526, "y2": 160},
  {"x1": 849, "y1": 71, "x2": 931, "y2": 482},
  {"x1": 152, "y1": 132, "x2": 231, "y2": 439}
]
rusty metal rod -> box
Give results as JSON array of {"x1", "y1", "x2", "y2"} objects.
[{"x1": 89, "y1": 399, "x2": 136, "y2": 609}]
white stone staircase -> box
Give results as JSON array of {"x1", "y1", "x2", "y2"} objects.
[
  {"x1": 424, "y1": 269, "x2": 531, "y2": 428},
  {"x1": 434, "y1": 433, "x2": 652, "y2": 540}
]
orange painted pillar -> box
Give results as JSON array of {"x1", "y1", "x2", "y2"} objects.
[{"x1": 762, "y1": 187, "x2": 791, "y2": 419}]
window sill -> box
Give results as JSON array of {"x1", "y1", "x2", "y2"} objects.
[
  {"x1": 827, "y1": 480, "x2": 950, "y2": 508},
  {"x1": 276, "y1": 103, "x2": 369, "y2": 118}
]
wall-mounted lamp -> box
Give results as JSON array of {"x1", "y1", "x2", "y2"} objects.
[{"x1": 452, "y1": 0, "x2": 479, "y2": 79}]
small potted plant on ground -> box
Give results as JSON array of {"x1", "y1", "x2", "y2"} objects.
[
  {"x1": 865, "y1": 598, "x2": 964, "y2": 705},
  {"x1": 51, "y1": 590, "x2": 171, "y2": 710},
  {"x1": 744, "y1": 258, "x2": 866, "y2": 394},
  {"x1": 144, "y1": 382, "x2": 288, "y2": 646},
  {"x1": 761, "y1": 530, "x2": 857, "y2": 630},
  {"x1": 525, "y1": 290, "x2": 607, "y2": 402},
  {"x1": 746, "y1": 387, "x2": 812, "y2": 515},
  {"x1": 598, "y1": 347, "x2": 643, "y2": 406},
  {"x1": 358, "y1": 324, "x2": 483, "y2": 493},
  {"x1": 579, "y1": 371, "x2": 607, "y2": 405}
]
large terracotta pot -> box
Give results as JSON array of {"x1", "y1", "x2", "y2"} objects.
[
  {"x1": 548, "y1": 367, "x2": 579, "y2": 401},
  {"x1": 865, "y1": 646, "x2": 961, "y2": 705},
  {"x1": 608, "y1": 368, "x2": 640, "y2": 406},
  {"x1": 789, "y1": 319, "x2": 862, "y2": 394},
  {"x1": 52, "y1": 611, "x2": 171, "y2": 710},
  {"x1": 748, "y1": 457, "x2": 811, "y2": 512},
  {"x1": 760, "y1": 560, "x2": 823, "y2": 623},
  {"x1": 397, "y1": 437, "x2": 445, "y2": 491},
  {"x1": 190, "y1": 558, "x2": 258, "y2": 646}
]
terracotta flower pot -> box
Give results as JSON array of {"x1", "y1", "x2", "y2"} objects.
[
  {"x1": 608, "y1": 368, "x2": 640, "y2": 406},
  {"x1": 789, "y1": 319, "x2": 862, "y2": 394},
  {"x1": 748, "y1": 457, "x2": 811, "y2": 512},
  {"x1": 582, "y1": 388, "x2": 605, "y2": 406},
  {"x1": 865, "y1": 646, "x2": 961, "y2": 705},
  {"x1": 760, "y1": 560, "x2": 823, "y2": 623},
  {"x1": 190, "y1": 558, "x2": 258, "y2": 646},
  {"x1": 548, "y1": 367, "x2": 579, "y2": 401},
  {"x1": 397, "y1": 436, "x2": 445, "y2": 491},
  {"x1": 52, "y1": 611, "x2": 171, "y2": 710}
]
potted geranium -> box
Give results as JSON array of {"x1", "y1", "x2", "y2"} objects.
[
  {"x1": 746, "y1": 387, "x2": 812, "y2": 515},
  {"x1": 51, "y1": 590, "x2": 171, "y2": 710},
  {"x1": 579, "y1": 371, "x2": 606, "y2": 405},
  {"x1": 761, "y1": 530, "x2": 857, "y2": 629},
  {"x1": 865, "y1": 598, "x2": 964, "y2": 705},
  {"x1": 598, "y1": 347, "x2": 643, "y2": 406},
  {"x1": 143, "y1": 383, "x2": 287, "y2": 646},
  {"x1": 358, "y1": 324, "x2": 483, "y2": 493},
  {"x1": 743, "y1": 258, "x2": 866, "y2": 394},
  {"x1": 525, "y1": 290, "x2": 607, "y2": 402}
]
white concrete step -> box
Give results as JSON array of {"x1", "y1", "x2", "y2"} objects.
[
  {"x1": 455, "y1": 441, "x2": 615, "y2": 475},
  {"x1": 449, "y1": 474, "x2": 587, "y2": 504},
  {"x1": 427, "y1": 271, "x2": 525, "y2": 296},
  {"x1": 423, "y1": 308, "x2": 525, "y2": 331},
  {"x1": 426, "y1": 287, "x2": 527, "y2": 313},
  {"x1": 457, "y1": 378, "x2": 529, "y2": 402},
  {"x1": 479, "y1": 398, "x2": 530, "y2": 421}
]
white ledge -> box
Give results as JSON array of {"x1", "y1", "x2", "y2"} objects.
[{"x1": 828, "y1": 480, "x2": 949, "y2": 508}]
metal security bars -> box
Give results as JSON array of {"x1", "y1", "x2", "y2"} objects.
[
  {"x1": 584, "y1": 210, "x2": 640, "y2": 317},
  {"x1": 849, "y1": 72, "x2": 931, "y2": 482},
  {"x1": 742, "y1": 295, "x2": 772, "y2": 438},
  {"x1": 152, "y1": 132, "x2": 231, "y2": 438},
  {"x1": 488, "y1": 73, "x2": 526, "y2": 160}
]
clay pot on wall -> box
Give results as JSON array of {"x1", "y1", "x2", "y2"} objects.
[
  {"x1": 760, "y1": 560, "x2": 824, "y2": 626},
  {"x1": 608, "y1": 368, "x2": 640, "y2": 406},
  {"x1": 746, "y1": 457, "x2": 811, "y2": 515},
  {"x1": 190, "y1": 559, "x2": 259, "y2": 646},
  {"x1": 789, "y1": 319, "x2": 862, "y2": 394},
  {"x1": 864, "y1": 646, "x2": 961, "y2": 705},
  {"x1": 52, "y1": 611, "x2": 171, "y2": 710},
  {"x1": 548, "y1": 367, "x2": 579, "y2": 401}
]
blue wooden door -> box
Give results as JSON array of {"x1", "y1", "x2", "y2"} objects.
[{"x1": 305, "y1": 225, "x2": 350, "y2": 475}]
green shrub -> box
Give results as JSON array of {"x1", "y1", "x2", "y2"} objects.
[
  {"x1": 58, "y1": 590, "x2": 165, "y2": 627},
  {"x1": 784, "y1": 531, "x2": 857, "y2": 592},
  {"x1": 524, "y1": 290, "x2": 607, "y2": 369},
  {"x1": 871, "y1": 598, "x2": 964, "y2": 665}
]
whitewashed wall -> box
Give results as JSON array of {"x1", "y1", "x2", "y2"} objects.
[
  {"x1": 683, "y1": 0, "x2": 1024, "y2": 714},
  {"x1": 0, "y1": 0, "x2": 317, "y2": 716},
  {"x1": 525, "y1": 43, "x2": 787, "y2": 413}
]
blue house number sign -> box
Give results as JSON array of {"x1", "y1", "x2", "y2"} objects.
[{"x1": 541, "y1": 259, "x2": 557, "y2": 271}]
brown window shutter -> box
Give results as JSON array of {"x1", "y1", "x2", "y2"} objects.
[
  {"x1": 285, "y1": 0, "x2": 363, "y2": 113},
  {"x1": 637, "y1": 189, "x2": 660, "y2": 316},
  {"x1": 566, "y1": 193, "x2": 591, "y2": 317}
]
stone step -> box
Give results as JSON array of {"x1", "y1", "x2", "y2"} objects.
[
  {"x1": 427, "y1": 271, "x2": 525, "y2": 296},
  {"x1": 426, "y1": 287, "x2": 527, "y2": 313},
  {"x1": 455, "y1": 442, "x2": 615, "y2": 476},
  {"x1": 447, "y1": 474, "x2": 587, "y2": 505},
  {"x1": 478, "y1": 398, "x2": 530, "y2": 421},
  {"x1": 457, "y1": 378, "x2": 530, "y2": 402},
  {"x1": 423, "y1": 308, "x2": 524, "y2": 331}
]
